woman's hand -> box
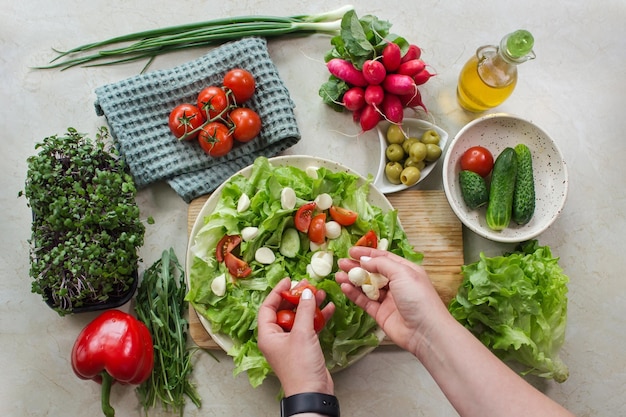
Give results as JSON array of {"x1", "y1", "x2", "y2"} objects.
[
  {"x1": 257, "y1": 277, "x2": 335, "y2": 397},
  {"x1": 336, "y1": 247, "x2": 449, "y2": 355}
]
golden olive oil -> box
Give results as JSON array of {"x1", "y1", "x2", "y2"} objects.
[{"x1": 457, "y1": 55, "x2": 517, "y2": 112}]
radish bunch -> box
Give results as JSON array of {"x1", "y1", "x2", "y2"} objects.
[{"x1": 325, "y1": 42, "x2": 435, "y2": 132}]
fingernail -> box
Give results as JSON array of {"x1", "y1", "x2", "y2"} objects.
[
  {"x1": 301, "y1": 288, "x2": 314, "y2": 300},
  {"x1": 360, "y1": 256, "x2": 372, "y2": 263}
]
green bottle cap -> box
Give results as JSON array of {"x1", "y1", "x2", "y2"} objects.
[{"x1": 506, "y1": 30, "x2": 534, "y2": 59}]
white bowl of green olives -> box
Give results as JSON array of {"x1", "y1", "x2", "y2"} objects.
[{"x1": 374, "y1": 118, "x2": 448, "y2": 194}]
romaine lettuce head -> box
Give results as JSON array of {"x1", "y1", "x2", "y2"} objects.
[{"x1": 448, "y1": 240, "x2": 570, "y2": 382}]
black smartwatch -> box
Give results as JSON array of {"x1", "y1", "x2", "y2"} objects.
[{"x1": 280, "y1": 392, "x2": 340, "y2": 417}]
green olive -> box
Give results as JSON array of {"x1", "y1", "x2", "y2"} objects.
[
  {"x1": 385, "y1": 143, "x2": 405, "y2": 162},
  {"x1": 402, "y1": 137, "x2": 420, "y2": 154},
  {"x1": 421, "y1": 129, "x2": 441, "y2": 145},
  {"x1": 385, "y1": 161, "x2": 403, "y2": 184},
  {"x1": 425, "y1": 143, "x2": 442, "y2": 162},
  {"x1": 405, "y1": 157, "x2": 426, "y2": 170},
  {"x1": 409, "y1": 141, "x2": 427, "y2": 162},
  {"x1": 400, "y1": 166, "x2": 421, "y2": 186},
  {"x1": 386, "y1": 124, "x2": 406, "y2": 144}
]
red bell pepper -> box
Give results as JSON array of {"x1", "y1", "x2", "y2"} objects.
[{"x1": 71, "y1": 309, "x2": 154, "y2": 417}]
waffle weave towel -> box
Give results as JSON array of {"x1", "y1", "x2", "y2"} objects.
[{"x1": 94, "y1": 37, "x2": 301, "y2": 202}]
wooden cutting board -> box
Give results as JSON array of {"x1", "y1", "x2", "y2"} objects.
[{"x1": 187, "y1": 190, "x2": 464, "y2": 349}]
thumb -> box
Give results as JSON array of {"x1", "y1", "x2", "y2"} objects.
[{"x1": 292, "y1": 288, "x2": 315, "y2": 331}]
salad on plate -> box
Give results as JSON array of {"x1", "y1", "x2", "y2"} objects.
[{"x1": 186, "y1": 156, "x2": 423, "y2": 387}]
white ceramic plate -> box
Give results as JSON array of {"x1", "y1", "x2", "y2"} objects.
[
  {"x1": 442, "y1": 113, "x2": 568, "y2": 243},
  {"x1": 186, "y1": 155, "x2": 387, "y2": 371},
  {"x1": 374, "y1": 118, "x2": 449, "y2": 194}
]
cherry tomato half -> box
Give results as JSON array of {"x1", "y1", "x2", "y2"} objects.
[
  {"x1": 294, "y1": 202, "x2": 316, "y2": 233},
  {"x1": 215, "y1": 234, "x2": 241, "y2": 263},
  {"x1": 280, "y1": 284, "x2": 318, "y2": 305},
  {"x1": 329, "y1": 206, "x2": 358, "y2": 226},
  {"x1": 229, "y1": 107, "x2": 262, "y2": 143},
  {"x1": 308, "y1": 213, "x2": 327, "y2": 244},
  {"x1": 276, "y1": 309, "x2": 296, "y2": 331},
  {"x1": 355, "y1": 230, "x2": 378, "y2": 248},
  {"x1": 224, "y1": 252, "x2": 252, "y2": 278},
  {"x1": 223, "y1": 68, "x2": 256, "y2": 104},
  {"x1": 460, "y1": 146, "x2": 494, "y2": 178},
  {"x1": 197, "y1": 86, "x2": 229, "y2": 120},
  {"x1": 168, "y1": 103, "x2": 205, "y2": 140},
  {"x1": 198, "y1": 121, "x2": 234, "y2": 157}
]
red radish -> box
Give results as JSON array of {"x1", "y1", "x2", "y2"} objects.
[
  {"x1": 413, "y1": 68, "x2": 436, "y2": 86},
  {"x1": 342, "y1": 87, "x2": 366, "y2": 111},
  {"x1": 381, "y1": 94, "x2": 404, "y2": 124},
  {"x1": 364, "y1": 84, "x2": 385, "y2": 106},
  {"x1": 401, "y1": 44, "x2": 422, "y2": 62},
  {"x1": 399, "y1": 88, "x2": 427, "y2": 111},
  {"x1": 359, "y1": 104, "x2": 382, "y2": 132},
  {"x1": 382, "y1": 42, "x2": 401, "y2": 72},
  {"x1": 382, "y1": 74, "x2": 418, "y2": 96},
  {"x1": 326, "y1": 58, "x2": 367, "y2": 87},
  {"x1": 362, "y1": 60, "x2": 386, "y2": 85},
  {"x1": 397, "y1": 59, "x2": 426, "y2": 77}
]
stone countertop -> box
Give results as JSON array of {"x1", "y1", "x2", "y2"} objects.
[{"x1": 1, "y1": 1, "x2": 625, "y2": 416}]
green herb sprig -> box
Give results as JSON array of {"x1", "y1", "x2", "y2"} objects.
[{"x1": 135, "y1": 249, "x2": 206, "y2": 415}]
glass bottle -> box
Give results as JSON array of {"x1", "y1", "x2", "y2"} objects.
[{"x1": 457, "y1": 30, "x2": 535, "y2": 112}]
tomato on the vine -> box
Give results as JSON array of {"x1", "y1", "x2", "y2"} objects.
[
  {"x1": 197, "y1": 86, "x2": 229, "y2": 120},
  {"x1": 198, "y1": 122, "x2": 233, "y2": 157},
  {"x1": 224, "y1": 252, "x2": 251, "y2": 278},
  {"x1": 223, "y1": 68, "x2": 256, "y2": 104},
  {"x1": 168, "y1": 103, "x2": 205, "y2": 140},
  {"x1": 281, "y1": 284, "x2": 318, "y2": 305},
  {"x1": 308, "y1": 213, "x2": 327, "y2": 244},
  {"x1": 355, "y1": 230, "x2": 378, "y2": 248},
  {"x1": 460, "y1": 146, "x2": 494, "y2": 178},
  {"x1": 215, "y1": 234, "x2": 241, "y2": 263},
  {"x1": 329, "y1": 206, "x2": 358, "y2": 226},
  {"x1": 229, "y1": 107, "x2": 262, "y2": 142},
  {"x1": 294, "y1": 202, "x2": 316, "y2": 233}
]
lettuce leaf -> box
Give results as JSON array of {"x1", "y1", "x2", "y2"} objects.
[
  {"x1": 186, "y1": 156, "x2": 422, "y2": 387},
  {"x1": 448, "y1": 240, "x2": 570, "y2": 382}
]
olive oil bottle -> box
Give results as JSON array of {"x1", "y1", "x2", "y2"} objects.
[{"x1": 457, "y1": 30, "x2": 535, "y2": 112}]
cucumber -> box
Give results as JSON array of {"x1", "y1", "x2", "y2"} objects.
[
  {"x1": 486, "y1": 147, "x2": 518, "y2": 231},
  {"x1": 512, "y1": 143, "x2": 536, "y2": 225},
  {"x1": 459, "y1": 170, "x2": 489, "y2": 209},
  {"x1": 279, "y1": 227, "x2": 300, "y2": 258}
]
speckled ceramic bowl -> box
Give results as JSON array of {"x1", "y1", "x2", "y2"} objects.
[{"x1": 442, "y1": 113, "x2": 568, "y2": 243}]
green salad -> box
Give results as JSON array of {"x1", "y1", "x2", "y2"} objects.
[{"x1": 186, "y1": 157, "x2": 422, "y2": 387}]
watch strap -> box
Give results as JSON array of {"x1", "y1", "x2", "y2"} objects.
[{"x1": 280, "y1": 392, "x2": 340, "y2": 417}]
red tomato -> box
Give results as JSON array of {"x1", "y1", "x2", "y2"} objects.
[
  {"x1": 224, "y1": 252, "x2": 251, "y2": 278},
  {"x1": 276, "y1": 309, "x2": 296, "y2": 331},
  {"x1": 355, "y1": 230, "x2": 378, "y2": 248},
  {"x1": 198, "y1": 122, "x2": 234, "y2": 157},
  {"x1": 197, "y1": 86, "x2": 229, "y2": 120},
  {"x1": 329, "y1": 206, "x2": 358, "y2": 226},
  {"x1": 168, "y1": 103, "x2": 205, "y2": 140},
  {"x1": 229, "y1": 107, "x2": 262, "y2": 143},
  {"x1": 294, "y1": 202, "x2": 316, "y2": 233},
  {"x1": 223, "y1": 68, "x2": 256, "y2": 104},
  {"x1": 313, "y1": 307, "x2": 326, "y2": 333},
  {"x1": 280, "y1": 284, "x2": 318, "y2": 305},
  {"x1": 215, "y1": 234, "x2": 241, "y2": 263},
  {"x1": 460, "y1": 146, "x2": 494, "y2": 177},
  {"x1": 308, "y1": 213, "x2": 327, "y2": 244}
]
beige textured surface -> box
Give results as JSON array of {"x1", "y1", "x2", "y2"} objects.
[{"x1": 3, "y1": 1, "x2": 625, "y2": 416}]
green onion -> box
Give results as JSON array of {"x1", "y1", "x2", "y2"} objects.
[
  {"x1": 135, "y1": 248, "x2": 208, "y2": 416},
  {"x1": 38, "y1": 5, "x2": 354, "y2": 72}
]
